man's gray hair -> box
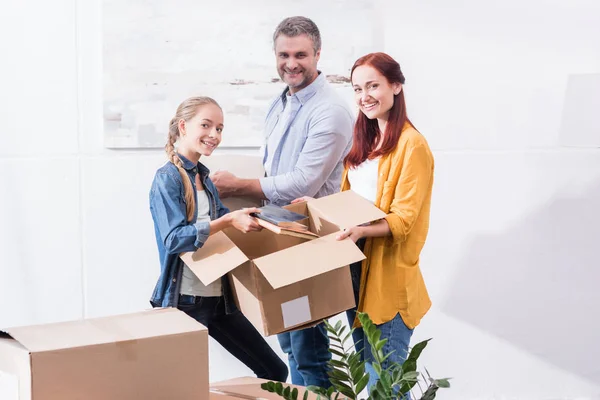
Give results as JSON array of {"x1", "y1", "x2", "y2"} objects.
[{"x1": 273, "y1": 16, "x2": 321, "y2": 54}]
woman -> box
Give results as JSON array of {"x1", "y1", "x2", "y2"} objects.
[
  {"x1": 342, "y1": 51, "x2": 434, "y2": 392},
  {"x1": 295, "y1": 52, "x2": 434, "y2": 392},
  {"x1": 149, "y1": 96, "x2": 288, "y2": 382}
]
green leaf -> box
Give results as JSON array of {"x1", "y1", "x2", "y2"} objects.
[
  {"x1": 347, "y1": 354, "x2": 360, "y2": 370},
  {"x1": 355, "y1": 373, "x2": 370, "y2": 395},
  {"x1": 334, "y1": 320, "x2": 343, "y2": 332},
  {"x1": 335, "y1": 385, "x2": 356, "y2": 399},
  {"x1": 379, "y1": 371, "x2": 392, "y2": 388},
  {"x1": 327, "y1": 367, "x2": 349, "y2": 382},
  {"x1": 329, "y1": 377, "x2": 353, "y2": 391},
  {"x1": 375, "y1": 337, "x2": 387, "y2": 352},
  {"x1": 379, "y1": 348, "x2": 395, "y2": 364},
  {"x1": 369, "y1": 388, "x2": 380, "y2": 400},
  {"x1": 291, "y1": 387, "x2": 299, "y2": 400},
  {"x1": 260, "y1": 382, "x2": 275, "y2": 392},
  {"x1": 275, "y1": 382, "x2": 284, "y2": 395},
  {"x1": 373, "y1": 379, "x2": 391, "y2": 399},
  {"x1": 421, "y1": 384, "x2": 440, "y2": 400},
  {"x1": 372, "y1": 362, "x2": 382, "y2": 376},
  {"x1": 398, "y1": 366, "x2": 418, "y2": 395},
  {"x1": 341, "y1": 331, "x2": 353, "y2": 346},
  {"x1": 372, "y1": 329, "x2": 382, "y2": 344},
  {"x1": 328, "y1": 359, "x2": 348, "y2": 369},
  {"x1": 283, "y1": 386, "x2": 291, "y2": 398},
  {"x1": 401, "y1": 359, "x2": 417, "y2": 374},
  {"x1": 401, "y1": 370, "x2": 419, "y2": 381},
  {"x1": 329, "y1": 335, "x2": 342, "y2": 344},
  {"x1": 330, "y1": 383, "x2": 352, "y2": 399},
  {"x1": 307, "y1": 385, "x2": 328, "y2": 396},
  {"x1": 328, "y1": 342, "x2": 345, "y2": 351},
  {"x1": 434, "y1": 378, "x2": 451, "y2": 388},
  {"x1": 350, "y1": 361, "x2": 366, "y2": 383},
  {"x1": 390, "y1": 368, "x2": 402, "y2": 386},
  {"x1": 406, "y1": 339, "x2": 430, "y2": 363},
  {"x1": 303, "y1": 390, "x2": 309, "y2": 400},
  {"x1": 328, "y1": 348, "x2": 346, "y2": 358}
]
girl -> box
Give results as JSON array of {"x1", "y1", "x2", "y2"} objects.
[{"x1": 149, "y1": 96, "x2": 288, "y2": 382}]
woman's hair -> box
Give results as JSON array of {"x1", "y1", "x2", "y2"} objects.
[
  {"x1": 344, "y1": 52, "x2": 412, "y2": 169},
  {"x1": 165, "y1": 96, "x2": 221, "y2": 222}
]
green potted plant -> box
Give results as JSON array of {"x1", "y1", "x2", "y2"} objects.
[{"x1": 261, "y1": 312, "x2": 450, "y2": 400}]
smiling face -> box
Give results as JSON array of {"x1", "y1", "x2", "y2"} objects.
[
  {"x1": 275, "y1": 33, "x2": 320, "y2": 94},
  {"x1": 178, "y1": 103, "x2": 223, "y2": 158},
  {"x1": 352, "y1": 64, "x2": 402, "y2": 122}
]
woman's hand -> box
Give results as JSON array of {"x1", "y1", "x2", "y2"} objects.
[
  {"x1": 291, "y1": 196, "x2": 315, "y2": 204},
  {"x1": 229, "y1": 208, "x2": 262, "y2": 233},
  {"x1": 336, "y1": 226, "x2": 364, "y2": 243}
]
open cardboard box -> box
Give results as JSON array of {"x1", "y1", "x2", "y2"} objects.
[
  {"x1": 181, "y1": 190, "x2": 386, "y2": 336},
  {"x1": 210, "y1": 376, "x2": 320, "y2": 399},
  {"x1": 0, "y1": 308, "x2": 208, "y2": 400}
]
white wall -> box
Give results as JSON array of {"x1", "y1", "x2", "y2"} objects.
[
  {"x1": 384, "y1": 1, "x2": 600, "y2": 399},
  {"x1": 1, "y1": 0, "x2": 599, "y2": 399}
]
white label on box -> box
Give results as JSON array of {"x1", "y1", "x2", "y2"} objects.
[
  {"x1": 281, "y1": 296, "x2": 311, "y2": 328},
  {"x1": 0, "y1": 371, "x2": 19, "y2": 400}
]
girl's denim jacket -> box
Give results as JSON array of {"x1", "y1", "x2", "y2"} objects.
[{"x1": 149, "y1": 153, "x2": 237, "y2": 313}]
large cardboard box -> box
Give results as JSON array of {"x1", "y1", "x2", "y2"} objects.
[
  {"x1": 210, "y1": 377, "x2": 320, "y2": 399},
  {"x1": 181, "y1": 190, "x2": 386, "y2": 336},
  {"x1": 0, "y1": 308, "x2": 208, "y2": 400}
]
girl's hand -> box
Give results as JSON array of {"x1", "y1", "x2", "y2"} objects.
[
  {"x1": 336, "y1": 226, "x2": 364, "y2": 243},
  {"x1": 291, "y1": 196, "x2": 315, "y2": 204},
  {"x1": 230, "y1": 208, "x2": 262, "y2": 233}
]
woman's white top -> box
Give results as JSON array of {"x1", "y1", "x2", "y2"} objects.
[{"x1": 347, "y1": 157, "x2": 380, "y2": 204}]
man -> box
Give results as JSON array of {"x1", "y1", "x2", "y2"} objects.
[{"x1": 212, "y1": 16, "x2": 354, "y2": 388}]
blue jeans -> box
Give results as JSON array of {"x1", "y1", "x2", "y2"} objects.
[
  {"x1": 346, "y1": 239, "x2": 413, "y2": 395},
  {"x1": 277, "y1": 323, "x2": 332, "y2": 388},
  {"x1": 357, "y1": 314, "x2": 413, "y2": 396},
  {"x1": 178, "y1": 294, "x2": 288, "y2": 382}
]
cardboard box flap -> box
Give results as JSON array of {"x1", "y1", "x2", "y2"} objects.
[
  {"x1": 309, "y1": 190, "x2": 387, "y2": 230},
  {"x1": 2, "y1": 308, "x2": 205, "y2": 353},
  {"x1": 180, "y1": 231, "x2": 249, "y2": 285},
  {"x1": 253, "y1": 232, "x2": 366, "y2": 289}
]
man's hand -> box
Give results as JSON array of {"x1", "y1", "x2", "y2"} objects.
[
  {"x1": 291, "y1": 196, "x2": 315, "y2": 204},
  {"x1": 211, "y1": 171, "x2": 239, "y2": 198},
  {"x1": 336, "y1": 226, "x2": 364, "y2": 243}
]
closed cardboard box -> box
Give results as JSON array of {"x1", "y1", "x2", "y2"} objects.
[{"x1": 0, "y1": 308, "x2": 208, "y2": 400}]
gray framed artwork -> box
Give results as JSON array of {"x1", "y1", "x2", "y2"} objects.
[{"x1": 102, "y1": 0, "x2": 381, "y2": 148}]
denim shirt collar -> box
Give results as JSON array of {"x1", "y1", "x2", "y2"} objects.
[
  {"x1": 177, "y1": 153, "x2": 210, "y2": 179},
  {"x1": 280, "y1": 71, "x2": 326, "y2": 106}
]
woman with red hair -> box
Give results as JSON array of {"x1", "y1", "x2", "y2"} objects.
[{"x1": 339, "y1": 52, "x2": 434, "y2": 392}]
